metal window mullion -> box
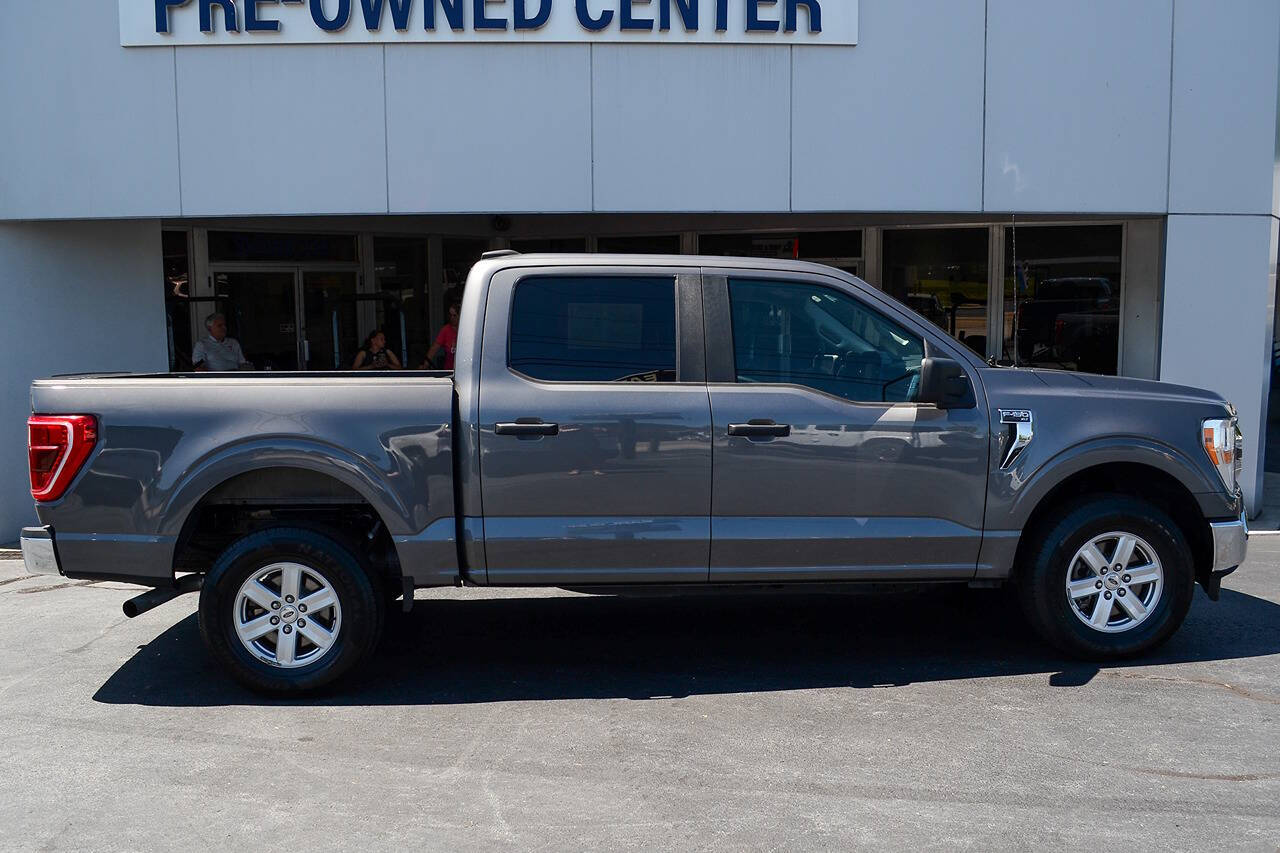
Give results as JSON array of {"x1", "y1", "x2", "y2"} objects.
[{"x1": 987, "y1": 224, "x2": 1006, "y2": 363}]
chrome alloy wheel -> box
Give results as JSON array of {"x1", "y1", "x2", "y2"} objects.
[
  {"x1": 1065, "y1": 532, "x2": 1164, "y2": 634},
  {"x1": 233, "y1": 562, "x2": 342, "y2": 668}
]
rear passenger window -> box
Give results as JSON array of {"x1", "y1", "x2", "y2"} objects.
[
  {"x1": 728, "y1": 278, "x2": 925, "y2": 403},
  {"x1": 509, "y1": 276, "x2": 678, "y2": 383}
]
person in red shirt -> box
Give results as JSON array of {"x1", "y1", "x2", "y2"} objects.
[{"x1": 424, "y1": 301, "x2": 461, "y2": 369}]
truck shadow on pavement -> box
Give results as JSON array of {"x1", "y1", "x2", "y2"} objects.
[{"x1": 94, "y1": 586, "x2": 1280, "y2": 706}]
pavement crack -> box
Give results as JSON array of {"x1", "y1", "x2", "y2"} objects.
[
  {"x1": 13, "y1": 580, "x2": 98, "y2": 595},
  {"x1": 0, "y1": 574, "x2": 37, "y2": 587},
  {"x1": 67, "y1": 616, "x2": 132, "y2": 654},
  {"x1": 1103, "y1": 671, "x2": 1280, "y2": 705},
  {"x1": 1131, "y1": 767, "x2": 1280, "y2": 783}
]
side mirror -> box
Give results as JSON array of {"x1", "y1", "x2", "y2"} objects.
[{"x1": 918, "y1": 357, "x2": 976, "y2": 409}]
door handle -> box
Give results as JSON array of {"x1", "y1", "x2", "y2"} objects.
[
  {"x1": 727, "y1": 420, "x2": 791, "y2": 439},
  {"x1": 495, "y1": 419, "x2": 560, "y2": 438}
]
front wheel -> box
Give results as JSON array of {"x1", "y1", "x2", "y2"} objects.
[
  {"x1": 1017, "y1": 495, "x2": 1195, "y2": 659},
  {"x1": 198, "y1": 527, "x2": 384, "y2": 695}
]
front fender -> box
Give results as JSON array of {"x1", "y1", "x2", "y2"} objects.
[{"x1": 999, "y1": 435, "x2": 1223, "y2": 531}]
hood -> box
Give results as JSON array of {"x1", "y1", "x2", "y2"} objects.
[
  {"x1": 979, "y1": 367, "x2": 1234, "y2": 416},
  {"x1": 1025, "y1": 369, "x2": 1229, "y2": 408}
]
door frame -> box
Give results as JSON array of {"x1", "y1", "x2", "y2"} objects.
[{"x1": 208, "y1": 262, "x2": 361, "y2": 370}]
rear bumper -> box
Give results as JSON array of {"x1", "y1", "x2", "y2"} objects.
[
  {"x1": 1209, "y1": 512, "x2": 1248, "y2": 572},
  {"x1": 20, "y1": 526, "x2": 61, "y2": 577},
  {"x1": 20, "y1": 526, "x2": 173, "y2": 586}
]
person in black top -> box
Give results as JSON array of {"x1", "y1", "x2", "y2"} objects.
[{"x1": 352, "y1": 330, "x2": 402, "y2": 370}]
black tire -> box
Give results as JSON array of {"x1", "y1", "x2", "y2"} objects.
[
  {"x1": 1016, "y1": 495, "x2": 1195, "y2": 659},
  {"x1": 198, "y1": 527, "x2": 384, "y2": 695}
]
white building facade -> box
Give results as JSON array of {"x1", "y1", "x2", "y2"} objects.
[{"x1": 1, "y1": 0, "x2": 1278, "y2": 538}]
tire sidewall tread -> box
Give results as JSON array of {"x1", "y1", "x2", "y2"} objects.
[
  {"x1": 198, "y1": 526, "x2": 384, "y2": 696},
  {"x1": 1017, "y1": 495, "x2": 1195, "y2": 659}
]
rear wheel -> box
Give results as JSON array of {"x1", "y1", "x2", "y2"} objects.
[
  {"x1": 1017, "y1": 495, "x2": 1195, "y2": 659},
  {"x1": 199, "y1": 527, "x2": 384, "y2": 695}
]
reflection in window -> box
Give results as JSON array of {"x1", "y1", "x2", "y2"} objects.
[
  {"x1": 510, "y1": 237, "x2": 589, "y2": 253},
  {"x1": 728, "y1": 279, "x2": 924, "y2": 404},
  {"x1": 1004, "y1": 225, "x2": 1123, "y2": 375},
  {"x1": 373, "y1": 237, "x2": 429, "y2": 368},
  {"x1": 509, "y1": 277, "x2": 677, "y2": 383},
  {"x1": 162, "y1": 230, "x2": 192, "y2": 372},
  {"x1": 883, "y1": 228, "x2": 989, "y2": 358},
  {"x1": 597, "y1": 234, "x2": 682, "y2": 254},
  {"x1": 207, "y1": 231, "x2": 357, "y2": 263},
  {"x1": 700, "y1": 230, "x2": 863, "y2": 276}
]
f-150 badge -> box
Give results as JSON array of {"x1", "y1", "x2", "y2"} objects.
[{"x1": 998, "y1": 410, "x2": 1035, "y2": 468}]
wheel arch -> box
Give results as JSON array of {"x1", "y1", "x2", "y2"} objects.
[
  {"x1": 161, "y1": 438, "x2": 415, "y2": 539},
  {"x1": 165, "y1": 446, "x2": 412, "y2": 590},
  {"x1": 1010, "y1": 460, "x2": 1214, "y2": 581}
]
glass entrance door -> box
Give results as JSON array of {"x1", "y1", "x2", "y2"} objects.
[
  {"x1": 301, "y1": 271, "x2": 359, "y2": 370},
  {"x1": 211, "y1": 268, "x2": 361, "y2": 371},
  {"x1": 213, "y1": 270, "x2": 300, "y2": 370}
]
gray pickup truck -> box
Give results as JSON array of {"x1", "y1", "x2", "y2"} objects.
[{"x1": 22, "y1": 254, "x2": 1248, "y2": 694}]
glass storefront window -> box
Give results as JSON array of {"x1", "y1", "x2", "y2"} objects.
[
  {"x1": 883, "y1": 228, "x2": 989, "y2": 357},
  {"x1": 162, "y1": 230, "x2": 192, "y2": 371},
  {"x1": 510, "y1": 237, "x2": 588, "y2": 253},
  {"x1": 699, "y1": 230, "x2": 863, "y2": 276},
  {"x1": 597, "y1": 234, "x2": 682, "y2": 254},
  {"x1": 442, "y1": 237, "x2": 488, "y2": 303},
  {"x1": 207, "y1": 231, "x2": 357, "y2": 263},
  {"x1": 212, "y1": 270, "x2": 299, "y2": 370},
  {"x1": 1003, "y1": 225, "x2": 1123, "y2": 375},
  {"x1": 373, "y1": 237, "x2": 429, "y2": 368}
]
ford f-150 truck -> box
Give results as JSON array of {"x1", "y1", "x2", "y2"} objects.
[{"x1": 21, "y1": 254, "x2": 1248, "y2": 694}]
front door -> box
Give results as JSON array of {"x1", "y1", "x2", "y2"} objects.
[
  {"x1": 704, "y1": 271, "x2": 990, "y2": 581},
  {"x1": 476, "y1": 267, "x2": 712, "y2": 585}
]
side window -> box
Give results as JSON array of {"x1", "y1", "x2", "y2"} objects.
[
  {"x1": 728, "y1": 279, "x2": 925, "y2": 403},
  {"x1": 509, "y1": 276, "x2": 678, "y2": 383}
]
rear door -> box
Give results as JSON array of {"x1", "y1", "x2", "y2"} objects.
[
  {"x1": 477, "y1": 266, "x2": 712, "y2": 584},
  {"x1": 704, "y1": 269, "x2": 989, "y2": 581}
]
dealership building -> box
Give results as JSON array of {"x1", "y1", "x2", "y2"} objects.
[{"x1": 1, "y1": 0, "x2": 1278, "y2": 539}]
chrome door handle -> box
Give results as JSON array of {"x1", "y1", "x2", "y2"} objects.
[{"x1": 728, "y1": 420, "x2": 791, "y2": 439}]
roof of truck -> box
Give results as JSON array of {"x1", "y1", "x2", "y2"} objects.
[{"x1": 472, "y1": 252, "x2": 863, "y2": 280}]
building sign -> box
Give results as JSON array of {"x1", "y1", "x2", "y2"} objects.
[{"x1": 121, "y1": 0, "x2": 857, "y2": 46}]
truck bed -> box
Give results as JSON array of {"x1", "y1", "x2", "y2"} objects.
[{"x1": 30, "y1": 372, "x2": 458, "y2": 587}]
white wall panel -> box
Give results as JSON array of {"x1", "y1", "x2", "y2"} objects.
[
  {"x1": 1168, "y1": 0, "x2": 1280, "y2": 215},
  {"x1": 592, "y1": 46, "x2": 791, "y2": 212},
  {"x1": 0, "y1": 221, "x2": 167, "y2": 539},
  {"x1": 792, "y1": 0, "x2": 985, "y2": 212},
  {"x1": 0, "y1": 4, "x2": 180, "y2": 219},
  {"x1": 1161, "y1": 215, "x2": 1277, "y2": 515},
  {"x1": 386, "y1": 46, "x2": 592, "y2": 213},
  {"x1": 176, "y1": 46, "x2": 388, "y2": 216},
  {"x1": 985, "y1": 0, "x2": 1173, "y2": 213}
]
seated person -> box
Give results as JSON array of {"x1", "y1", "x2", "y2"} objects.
[
  {"x1": 353, "y1": 330, "x2": 402, "y2": 370},
  {"x1": 192, "y1": 313, "x2": 253, "y2": 371}
]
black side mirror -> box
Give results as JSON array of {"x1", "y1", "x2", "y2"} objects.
[{"x1": 918, "y1": 357, "x2": 976, "y2": 409}]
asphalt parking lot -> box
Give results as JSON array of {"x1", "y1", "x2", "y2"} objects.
[{"x1": 1, "y1": 542, "x2": 1278, "y2": 852}]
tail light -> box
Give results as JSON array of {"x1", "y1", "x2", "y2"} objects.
[{"x1": 28, "y1": 415, "x2": 97, "y2": 502}]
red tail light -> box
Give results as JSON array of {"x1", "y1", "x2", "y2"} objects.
[{"x1": 28, "y1": 415, "x2": 97, "y2": 502}]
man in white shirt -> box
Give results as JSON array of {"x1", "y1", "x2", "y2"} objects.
[{"x1": 192, "y1": 313, "x2": 253, "y2": 371}]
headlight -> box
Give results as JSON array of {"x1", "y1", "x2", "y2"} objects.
[{"x1": 1202, "y1": 417, "x2": 1243, "y2": 494}]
